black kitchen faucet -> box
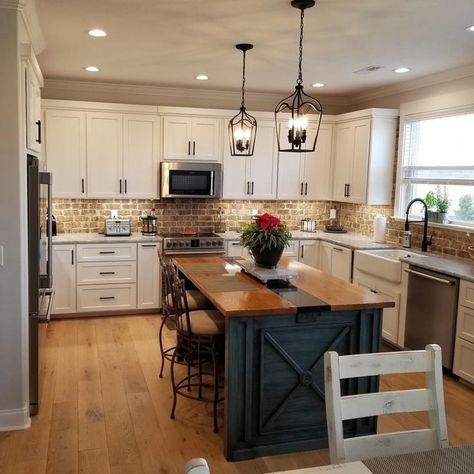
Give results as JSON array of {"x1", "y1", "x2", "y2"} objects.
[{"x1": 405, "y1": 198, "x2": 432, "y2": 252}]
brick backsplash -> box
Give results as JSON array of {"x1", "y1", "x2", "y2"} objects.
[{"x1": 52, "y1": 198, "x2": 473, "y2": 259}]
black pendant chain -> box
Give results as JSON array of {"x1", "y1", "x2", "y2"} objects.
[
  {"x1": 241, "y1": 50, "x2": 247, "y2": 109},
  {"x1": 297, "y1": 8, "x2": 305, "y2": 85}
]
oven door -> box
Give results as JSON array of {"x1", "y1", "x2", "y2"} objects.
[{"x1": 161, "y1": 162, "x2": 221, "y2": 198}]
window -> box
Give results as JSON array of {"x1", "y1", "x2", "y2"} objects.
[{"x1": 397, "y1": 111, "x2": 474, "y2": 227}]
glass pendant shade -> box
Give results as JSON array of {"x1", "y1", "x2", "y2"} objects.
[
  {"x1": 229, "y1": 44, "x2": 257, "y2": 156},
  {"x1": 275, "y1": 0, "x2": 323, "y2": 153}
]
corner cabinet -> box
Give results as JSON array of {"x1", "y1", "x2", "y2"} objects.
[
  {"x1": 223, "y1": 121, "x2": 278, "y2": 200},
  {"x1": 319, "y1": 241, "x2": 352, "y2": 282},
  {"x1": 298, "y1": 240, "x2": 320, "y2": 269},
  {"x1": 332, "y1": 109, "x2": 398, "y2": 205},
  {"x1": 277, "y1": 123, "x2": 334, "y2": 200},
  {"x1": 162, "y1": 116, "x2": 222, "y2": 161}
]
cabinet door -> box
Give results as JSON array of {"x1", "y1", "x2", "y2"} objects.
[
  {"x1": 330, "y1": 245, "x2": 352, "y2": 282},
  {"x1": 319, "y1": 242, "x2": 332, "y2": 274},
  {"x1": 453, "y1": 337, "x2": 474, "y2": 384},
  {"x1": 86, "y1": 112, "x2": 123, "y2": 198},
  {"x1": 163, "y1": 116, "x2": 192, "y2": 160},
  {"x1": 303, "y1": 124, "x2": 333, "y2": 200},
  {"x1": 347, "y1": 119, "x2": 371, "y2": 203},
  {"x1": 44, "y1": 110, "x2": 86, "y2": 198},
  {"x1": 223, "y1": 130, "x2": 249, "y2": 199},
  {"x1": 299, "y1": 240, "x2": 320, "y2": 269},
  {"x1": 137, "y1": 243, "x2": 161, "y2": 309},
  {"x1": 332, "y1": 122, "x2": 353, "y2": 201},
  {"x1": 123, "y1": 114, "x2": 159, "y2": 199},
  {"x1": 376, "y1": 286, "x2": 400, "y2": 345},
  {"x1": 25, "y1": 67, "x2": 42, "y2": 154},
  {"x1": 249, "y1": 122, "x2": 278, "y2": 200},
  {"x1": 227, "y1": 241, "x2": 249, "y2": 258},
  {"x1": 52, "y1": 245, "x2": 76, "y2": 314},
  {"x1": 191, "y1": 117, "x2": 221, "y2": 161}
]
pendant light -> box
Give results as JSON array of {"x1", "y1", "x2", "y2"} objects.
[
  {"x1": 275, "y1": 0, "x2": 322, "y2": 153},
  {"x1": 228, "y1": 44, "x2": 257, "y2": 156}
]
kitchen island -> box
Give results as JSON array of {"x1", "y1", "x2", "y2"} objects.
[{"x1": 173, "y1": 256, "x2": 395, "y2": 461}]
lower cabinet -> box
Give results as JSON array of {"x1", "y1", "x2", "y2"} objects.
[
  {"x1": 453, "y1": 338, "x2": 474, "y2": 384},
  {"x1": 226, "y1": 240, "x2": 249, "y2": 258},
  {"x1": 52, "y1": 245, "x2": 76, "y2": 314},
  {"x1": 320, "y1": 241, "x2": 352, "y2": 282},
  {"x1": 298, "y1": 240, "x2": 320, "y2": 269},
  {"x1": 137, "y1": 243, "x2": 161, "y2": 309},
  {"x1": 77, "y1": 284, "x2": 137, "y2": 312}
]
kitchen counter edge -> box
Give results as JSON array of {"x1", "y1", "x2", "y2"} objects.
[{"x1": 52, "y1": 232, "x2": 163, "y2": 245}]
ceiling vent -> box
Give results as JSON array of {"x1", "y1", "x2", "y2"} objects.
[{"x1": 353, "y1": 65, "x2": 384, "y2": 75}]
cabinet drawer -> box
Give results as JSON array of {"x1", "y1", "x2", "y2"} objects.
[
  {"x1": 459, "y1": 280, "x2": 474, "y2": 310},
  {"x1": 453, "y1": 337, "x2": 474, "y2": 384},
  {"x1": 76, "y1": 243, "x2": 137, "y2": 262},
  {"x1": 77, "y1": 261, "x2": 137, "y2": 285},
  {"x1": 227, "y1": 240, "x2": 248, "y2": 258},
  {"x1": 283, "y1": 240, "x2": 299, "y2": 257},
  {"x1": 77, "y1": 284, "x2": 137, "y2": 312},
  {"x1": 456, "y1": 305, "x2": 474, "y2": 344}
]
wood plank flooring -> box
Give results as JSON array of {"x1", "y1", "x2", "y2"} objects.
[{"x1": 0, "y1": 314, "x2": 473, "y2": 474}]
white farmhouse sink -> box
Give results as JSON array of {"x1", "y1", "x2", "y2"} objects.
[{"x1": 354, "y1": 249, "x2": 427, "y2": 283}]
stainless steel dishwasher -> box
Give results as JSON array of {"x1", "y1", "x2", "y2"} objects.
[{"x1": 404, "y1": 265, "x2": 459, "y2": 368}]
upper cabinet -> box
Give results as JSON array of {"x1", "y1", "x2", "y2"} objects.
[
  {"x1": 223, "y1": 121, "x2": 278, "y2": 200},
  {"x1": 43, "y1": 101, "x2": 160, "y2": 199},
  {"x1": 332, "y1": 109, "x2": 398, "y2": 205},
  {"x1": 277, "y1": 122, "x2": 334, "y2": 200},
  {"x1": 21, "y1": 44, "x2": 43, "y2": 156},
  {"x1": 162, "y1": 116, "x2": 222, "y2": 161}
]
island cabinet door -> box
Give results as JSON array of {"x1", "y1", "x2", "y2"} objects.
[{"x1": 224, "y1": 309, "x2": 382, "y2": 461}]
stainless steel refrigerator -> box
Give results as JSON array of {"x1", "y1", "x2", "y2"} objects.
[{"x1": 27, "y1": 155, "x2": 54, "y2": 416}]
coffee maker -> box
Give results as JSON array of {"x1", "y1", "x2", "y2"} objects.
[{"x1": 141, "y1": 211, "x2": 158, "y2": 236}]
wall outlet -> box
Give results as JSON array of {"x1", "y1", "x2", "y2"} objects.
[
  {"x1": 330, "y1": 209, "x2": 337, "y2": 220},
  {"x1": 0, "y1": 245, "x2": 4, "y2": 267}
]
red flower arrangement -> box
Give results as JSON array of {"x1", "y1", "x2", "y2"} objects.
[
  {"x1": 256, "y1": 213, "x2": 284, "y2": 230},
  {"x1": 240, "y1": 213, "x2": 291, "y2": 253}
]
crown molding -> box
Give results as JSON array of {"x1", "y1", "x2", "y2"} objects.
[
  {"x1": 20, "y1": 0, "x2": 45, "y2": 54},
  {"x1": 0, "y1": 0, "x2": 23, "y2": 10},
  {"x1": 42, "y1": 78, "x2": 350, "y2": 112},
  {"x1": 348, "y1": 62, "x2": 474, "y2": 105}
]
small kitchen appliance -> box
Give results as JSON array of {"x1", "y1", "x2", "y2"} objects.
[
  {"x1": 105, "y1": 218, "x2": 131, "y2": 236},
  {"x1": 141, "y1": 215, "x2": 158, "y2": 236}
]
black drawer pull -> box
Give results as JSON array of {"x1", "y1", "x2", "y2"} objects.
[
  {"x1": 35, "y1": 120, "x2": 41, "y2": 144},
  {"x1": 141, "y1": 244, "x2": 157, "y2": 247},
  {"x1": 231, "y1": 243, "x2": 241, "y2": 246},
  {"x1": 99, "y1": 296, "x2": 115, "y2": 300},
  {"x1": 99, "y1": 271, "x2": 115, "y2": 275},
  {"x1": 99, "y1": 251, "x2": 116, "y2": 254}
]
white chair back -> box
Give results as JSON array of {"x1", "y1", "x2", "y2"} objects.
[
  {"x1": 324, "y1": 344, "x2": 448, "y2": 464},
  {"x1": 184, "y1": 458, "x2": 210, "y2": 474}
]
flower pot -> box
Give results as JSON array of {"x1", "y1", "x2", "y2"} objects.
[{"x1": 250, "y1": 246, "x2": 284, "y2": 268}]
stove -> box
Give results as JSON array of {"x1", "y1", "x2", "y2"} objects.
[{"x1": 162, "y1": 232, "x2": 225, "y2": 255}]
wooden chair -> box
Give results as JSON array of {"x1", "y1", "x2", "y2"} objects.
[
  {"x1": 157, "y1": 251, "x2": 211, "y2": 378},
  {"x1": 324, "y1": 344, "x2": 448, "y2": 464},
  {"x1": 169, "y1": 276, "x2": 225, "y2": 433}
]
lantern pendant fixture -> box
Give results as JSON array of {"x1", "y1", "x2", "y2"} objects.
[
  {"x1": 229, "y1": 43, "x2": 257, "y2": 156},
  {"x1": 275, "y1": 0, "x2": 323, "y2": 153}
]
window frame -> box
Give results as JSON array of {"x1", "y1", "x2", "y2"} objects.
[{"x1": 395, "y1": 104, "x2": 474, "y2": 229}]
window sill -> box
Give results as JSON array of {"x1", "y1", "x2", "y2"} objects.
[{"x1": 391, "y1": 217, "x2": 473, "y2": 234}]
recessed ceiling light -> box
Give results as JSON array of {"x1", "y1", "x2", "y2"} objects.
[
  {"x1": 195, "y1": 74, "x2": 209, "y2": 81},
  {"x1": 312, "y1": 82, "x2": 325, "y2": 88},
  {"x1": 88, "y1": 29, "x2": 107, "y2": 37},
  {"x1": 394, "y1": 67, "x2": 410, "y2": 73},
  {"x1": 84, "y1": 66, "x2": 100, "y2": 72},
  {"x1": 465, "y1": 25, "x2": 474, "y2": 32}
]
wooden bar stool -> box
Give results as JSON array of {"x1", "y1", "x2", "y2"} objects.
[{"x1": 169, "y1": 277, "x2": 225, "y2": 433}]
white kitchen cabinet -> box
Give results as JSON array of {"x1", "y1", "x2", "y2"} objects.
[
  {"x1": 283, "y1": 240, "x2": 300, "y2": 260},
  {"x1": 52, "y1": 245, "x2": 76, "y2": 315},
  {"x1": 44, "y1": 109, "x2": 86, "y2": 198},
  {"x1": 277, "y1": 123, "x2": 333, "y2": 200},
  {"x1": 223, "y1": 121, "x2": 278, "y2": 200},
  {"x1": 137, "y1": 243, "x2": 161, "y2": 310},
  {"x1": 332, "y1": 109, "x2": 398, "y2": 205},
  {"x1": 298, "y1": 240, "x2": 320, "y2": 269},
  {"x1": 86, "y1": 112, "x2": 124, "y2": 198},
  {"x1": 77, "y1": 284, "x2": 137, "y2": 313},
  {"x1": 163, "y1": 116, "x2": 221, "y2": 161},
  {"x1": 76, "y1": 243, "x2": 137, "y2": 262},
  {"x1": 319, "y1": 241, "x2": 352, "y2": 282},
  {"x1": 226, "y1": 240, "x2": 249, "y2": 258},
  {"x1": 123, "y1": 114, "x2": 160, "y2": 199},
  {"x1": 454, "y1": 280, "x2": 474, "y2": 383}
]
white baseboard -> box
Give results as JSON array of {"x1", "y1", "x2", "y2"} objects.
[{"x1": 0, "y1": 405, "x2": 31, "y2": 431}]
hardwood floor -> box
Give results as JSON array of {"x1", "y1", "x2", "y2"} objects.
[{"x1": 0, "y1": 314, "x2": 473, "y2": 474}]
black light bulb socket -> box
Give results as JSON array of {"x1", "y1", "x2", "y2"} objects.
[
  {"x1": 236, "y1": 43, "x2": 253, "y2": 52},
  {"x1": 291, "y1": 0, "x2": 316, "y2": 10}
]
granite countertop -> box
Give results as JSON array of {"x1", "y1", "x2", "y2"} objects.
[
  {"x1": 400, "y1": 253, "x2": 474, "y2": 283},
  {"x1": 217, "y1": 230, "x2": 397, "y2": 250},
  {"x1": 52, "y1": 232, "x2": 163, "y2": 244}
]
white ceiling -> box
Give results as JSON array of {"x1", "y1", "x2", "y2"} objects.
[{"x1": 36, "y1": 0, "x2": 474, "y2": 96}]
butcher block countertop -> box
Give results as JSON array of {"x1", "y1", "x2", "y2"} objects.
[{"x1": 173, "y1": 256, "x2": 394, "y2": 317}]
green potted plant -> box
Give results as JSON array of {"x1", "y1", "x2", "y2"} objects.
[
  {"x1": 435, "y1": 186, "x2": 449, "y2": 224},
  {"x1": 425, "y1": 191, "x2": 437, "y2": 221},
  {"x1": 240, "y1": 213, "x2": 292, "y2": 267}
]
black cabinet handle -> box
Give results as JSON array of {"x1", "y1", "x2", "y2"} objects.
[
  {"x1": 99, "y1": 251, "x2": 116, "y2": 254},
  {"x1": 247, "y1": 181, "x2": 250, "y2": 195},
  {"x1": 300, "y1": 182, "x2": 304, "y2": 195},
  {"x1": 71, "y1": 250, "x2": 74, "y2": 265},
  {"x1": 119, "y1": 179, "x2": 122, "y2": 194},
  {"x1": 35, "y1": 120, "x2": 41, "y2": 144},
  {"x1": 141, "y1": 244, "x2": 157, "y2": 248},
  {"x1": 305, "y1": 182, "x2": 308, "y2": 196},
  {"x1": 193, "y1": 141, "x2": 196, "y2": 156},
  {"x1": 344, "y1": 184, "x2": 348, "y2": 197},
  {"x1": 347, "y1": 184, "x2": 351, "y2": 197},
  {"x1": 251, "y1": 181, "x2": 254, "y2": 195},
  {"x1": 300, "y1": 245, "x2": 304, "y2": 259},
  {"x1": 124, "y1": 179, "x2": 127, "y2": 194},
  {"x1": 99, "y1": 271, "x2": 115, "y2": 275},
  {"x1": 188, "y1": 141, "x2": 191, "y2": 155},
  {"x1": 231, "y1": 242, "x2": 241, "y2": 246},
  {"x1": 99, "y1": 296, "x2": 115, "y2": 300},
  {"x1": 81, "y1": 178, "x2": 85, "y2": 194}
]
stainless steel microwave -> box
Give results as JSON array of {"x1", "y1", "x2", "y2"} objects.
[{"x1": 160, "y1": 161, "x2": 222, "y2": 199}]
